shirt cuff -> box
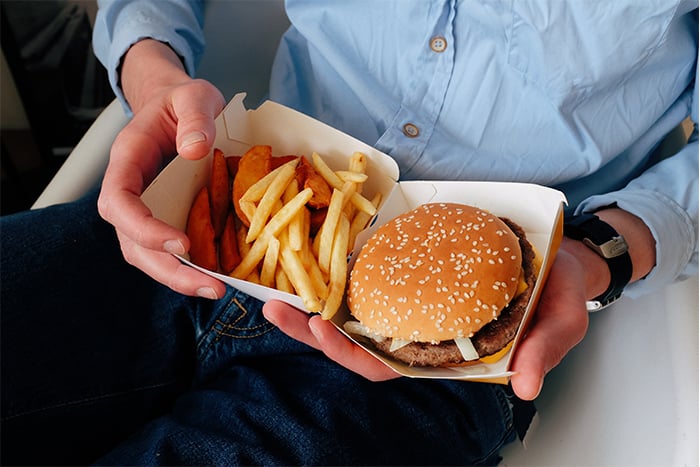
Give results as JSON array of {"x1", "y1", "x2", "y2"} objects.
[
  {"x1": 93, "y1": 1, "x2": 205, "y2": 116},
  {"x1": 577, "y1": 189, "x2": 697, "y2": 299}
]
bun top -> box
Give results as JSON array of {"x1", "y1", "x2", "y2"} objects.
[{"x1": 347, "y1": 203, "x2": 523, "y2": 342}]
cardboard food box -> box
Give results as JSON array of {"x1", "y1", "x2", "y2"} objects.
[{"x1": 142, "y1": 93, "x2": 567, "y2": 383}]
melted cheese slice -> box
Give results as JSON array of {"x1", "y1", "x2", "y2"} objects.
[{"x1": 479, "y1": 340, "x2": 514, "y2": 364}]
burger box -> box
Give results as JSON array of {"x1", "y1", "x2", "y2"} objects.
[{"x1": 141, "y1": 93, "x2": 567, "y2": 384}]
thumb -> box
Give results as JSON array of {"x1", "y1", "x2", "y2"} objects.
[
  {"x1": 172, "y1": 80, "x2": 226, "y2": 160},
  {"x1": 509, "y1": 250, "x2": 589, "y2": 400}
]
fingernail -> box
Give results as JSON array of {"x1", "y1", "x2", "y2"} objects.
[
  {"x1": 163, "y1": 239, "x2": 186, "y2": 255},
  {"x1": 181, "y1": 131, "x2": 206, "y2": 148},
  {"x1": 308, "y1": 316, "x2": 323, "y2": 339},
  {"x1": 196, "y1": 287, "x2": 218, "y2": 300}
]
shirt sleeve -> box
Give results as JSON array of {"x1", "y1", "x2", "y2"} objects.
[
  {"x1": 92, "y1": 0, "x2": 206, "y2": 115},
  {"x1": 577, "y1": 62, "x2": 699, "y2": 299}
]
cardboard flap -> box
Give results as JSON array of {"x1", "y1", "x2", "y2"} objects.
[{"x1": 333, "y1": 181, "x2": 566, "y2": 381}]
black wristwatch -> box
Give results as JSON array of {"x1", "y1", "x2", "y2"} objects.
[{"x1": 564, "y1": 213, "x2": 632, "y2": 311}]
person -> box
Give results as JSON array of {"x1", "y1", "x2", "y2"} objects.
[{"x1": 1, "y1": 1, "x2": 697, "y2": 465}]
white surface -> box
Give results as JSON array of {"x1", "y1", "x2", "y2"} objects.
[
  {"x1": 32, "y1": 0, "x2": 289, "y2": 209},
  {"x1": 501, "y1": 277, "x2": 699, "y2": 466},
  {"x1": 31, "y1": 99, "x2": 128, "y2": 209}
]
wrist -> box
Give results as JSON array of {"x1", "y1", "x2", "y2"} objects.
[
  {"x1": 594, "y1": 208, "x2": 656, "y2": 283},
  {"x1": 120, "y1": 39, "x2": 192, "y2": 112},
  {"x1": 563, "y1": 207, "x2": 655, "y2": 310},
  {"x1": 560, "y1": 236, "x2": 611, "y2": 300}
]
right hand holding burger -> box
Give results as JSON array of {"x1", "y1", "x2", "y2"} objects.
[
  {"x1": 263, "y1": 250, "x2": 590, "y2": 400},
  {"x1": 268, "y1": 204, "x2": 656, "y2": 400}
]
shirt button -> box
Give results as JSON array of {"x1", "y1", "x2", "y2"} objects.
[
  {"x1": 402, "y1": 123, "x2": 420, "y2": 138},
  {"x1": 430, "y1": 36, "x2": 447, "y2": 53}
]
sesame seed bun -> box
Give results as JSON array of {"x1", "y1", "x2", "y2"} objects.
[{"x1": 346, "y1": 202, "x2": 536, "y2": 366}]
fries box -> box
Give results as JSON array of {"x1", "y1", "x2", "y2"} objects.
[{"x1": 142, "y1": 93, "x2": 567, "y2": 383}]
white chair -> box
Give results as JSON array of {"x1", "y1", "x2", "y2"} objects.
[
  {"x1": 33, "y1": 0, "x2": 290, "y2": 210},
  {"x1": 31, "y1": 2, "x2": 699, "y2": 465}
]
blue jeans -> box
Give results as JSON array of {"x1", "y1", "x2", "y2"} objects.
[{"x1": 1, "y1": 190, "x2": 517, "y2": 465}]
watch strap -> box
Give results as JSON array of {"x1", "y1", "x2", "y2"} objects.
[{"x1": 564, "y1": 213, "x2": 632, "y2": 310}]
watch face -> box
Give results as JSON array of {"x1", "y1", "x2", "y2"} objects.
[{"x1": 583, "y1": 236, "x2": 628, "y2": 259}]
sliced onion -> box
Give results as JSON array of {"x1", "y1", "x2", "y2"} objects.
[
  {"x1": 389, "y1": 338, "x2": 412, "y2": 352},
  {"x1": 343, "y1": 321, "x2": 385, "y2": 342},
  {"x1": 454, "y1": 337, "x2": 479, "y2": 362}
]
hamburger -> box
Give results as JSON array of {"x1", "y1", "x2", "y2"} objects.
[{"x1": 344, "y1": 202, "x2": 538, "y2": 367}]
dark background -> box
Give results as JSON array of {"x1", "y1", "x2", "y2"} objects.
[{"x1": 1, "y1": 0, "x2": 113, "y2": 215}]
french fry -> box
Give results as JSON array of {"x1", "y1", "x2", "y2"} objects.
[
  {"x1": 302, "y1": 238, "x2": 329, "y2": 301},
  {"x1": 311, "y1": 151, "x2": 343, "y2": 189},
  {"x1": 260, "y1": 237, "x2": 280, "y2": 288},
  {"x1": 210, "y1": 148, "x2": 230, "y2": 238},
  {"x1": 235, "y1": 223, "x2": 257, "y2": 277},
  {"x1": 275, "y1": 268, "x2": 294, "y2": 294},
  {"x1": 343, "y1": 151, "x2": 368, "y2": 219},
  {"x1": 237, "y1": 223, "x2": 251, "y2": 257},
  {"x1": 283, "y1": 177, "x2": 300, "y2": 203},
  {"x1": 219, "y1": 211, "x2": 242, "y2": 273},
  {"x1": 348, "y1": 192, "x2": 382, "y2": 254},
  {"x1": 186, "y1": 186, "x2": 218, "y2": 271},
  {"x1": 240, "y1": 158, "x2": 299, "y2": 204},
  {"x1": 233, "y1": 145, "x2": 272, "y2": 226},
  {"x1": 246, "y1": 162, "x2": 298, "y2": 243},
  {"x1": 335, "y1": 171, "x2": 368, "y2": 184},
  {"x1": 231, "y1": 188, "x2": 314, "y2": 280},
  {"x1": 322, "y1": 213, "x2": 351, "y2": 319},
  {"x1": 348, "y1": 151, "x2": 368, "y2": 179},
  {"x1": 271, "y1": 198, "x2": 283, "y2": 216},
  {"x1": 279, "y1": 231, "x2": 322, "y2": 313},
  {"x1": 314, "y1": 188, "x2": 346, "y2": 273},
  {"x1": 311, "y1": 152, "x2": 376, "y2": 216},
  {"x1": 283, "y1": 179, "x2": 305, "y2": 251},
  {"x1": 239, "y1": 200, "x2": 256, "y2": 224},
  {"x1": 246, "y1": 270, "x2": 261, "y2": 284}
]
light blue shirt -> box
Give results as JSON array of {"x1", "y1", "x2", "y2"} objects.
[{"x1": 94, "y1": 0, "x2": 698, "y2": 299}]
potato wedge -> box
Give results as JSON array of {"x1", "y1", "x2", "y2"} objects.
[
  {"x1": 232, "y1": 145, "x2": 272, "y2": 226},
  {"x1": 210, "y1": 148, "x2": 230, "y2": 238},
  {"x1": 297, "y1": 156, "x2": 332, "y2": 209},
  {"x1": 186, "y1": 186, "x2": 218, "y2": 271},
  {"x1": 219, "y1": 210, "x2": 242, "y2": 274}
]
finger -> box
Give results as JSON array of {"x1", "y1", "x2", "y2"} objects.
[
  {"x1": 118, "y1": 231, "x2": 227, "y2": 298},
  {"x1": 99, "y1": 179, "x2": 190, "y2": 255},
  {"x1": 262, "y1": 301, "x2": 400, "y2": 382},
  {"x1": 263, "y1": 300, "x2": 400, "y2": 381},
  {"x1": 171, "y1": 80, "x2": 225, "y2": 161},
  {"x1": 307, "y1": 315, "x2": 401, "y2": 382},
  {"x1": 98, "y1": 111, "x2": 191, "y2": 251},
  {"x1": 262, "y1": 300, "x2": 324, "y2": 350},
  {"x1": 509, "y1": 251, "x2": 589, "y2": 400}
]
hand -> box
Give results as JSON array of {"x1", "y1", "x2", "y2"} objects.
[
  {"x1": 97, "y1": 40, "x2": 228, "y2": 298},
  {"x1": 263, "y1": 241, "x2": 593, "y2": 387},
  {"x1": 262, "y1": 300, "x2": 401, "y2": 381},
  {"x1": 510, "y1": 207, "x2": 656, "y2": 400},
  {"x1": 509, "y1": 243, "x2": 590, "y2": 400}
]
